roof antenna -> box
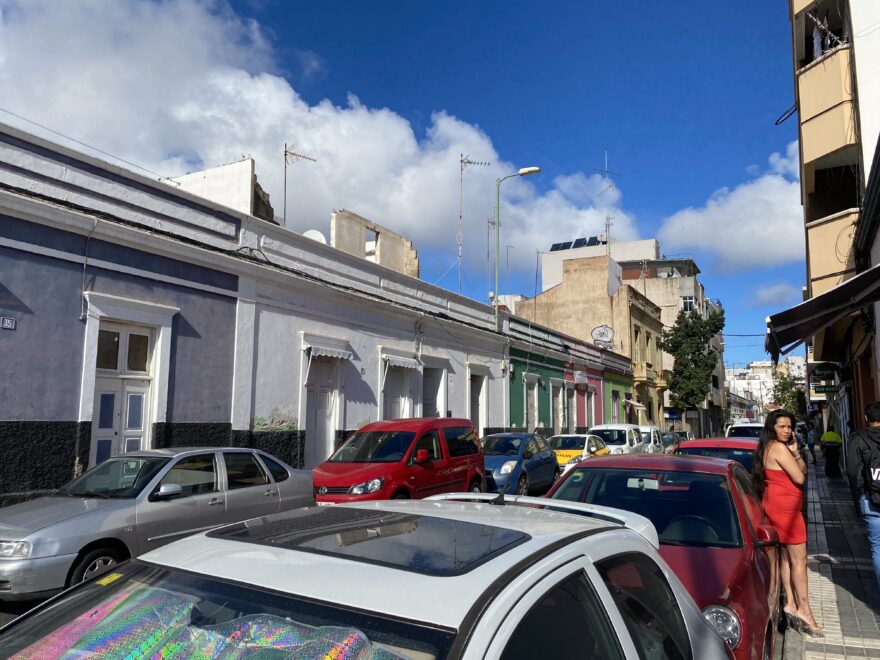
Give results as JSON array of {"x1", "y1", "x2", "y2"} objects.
[{"x1": 490, "y1": 491, "x2": 505, "y2": 506}]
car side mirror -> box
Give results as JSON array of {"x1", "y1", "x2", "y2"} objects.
[
  {"x1": 756, "y1": 524, "x2": 779, "y2": 548},
  {"x1": 415, "y1": 449, "x2": 430, "y2": 464},
  {"x1": 152, "y1": 483, "x2": 183, "y2": 501}
]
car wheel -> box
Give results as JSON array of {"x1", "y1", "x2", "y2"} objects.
[
  {"x1": 70, "y1": 547, "x2": 122, "y2": 585},
  {"x1": 516, "y1": 474, "x2": 529, "y2": 496},
  {"x1": 469, "y1": 479, "x2": 483, "y2": 493}
]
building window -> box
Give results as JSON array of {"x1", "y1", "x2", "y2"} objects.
[
  {"x1": 712, "y1": 375, "x2": 719, "y2": 388},
  {"x1": 612, "y1": 390, "x2": 620, "y2": 423},
  {"x1": 681, "y1": 296, "x2": 696, "y2": 312}
]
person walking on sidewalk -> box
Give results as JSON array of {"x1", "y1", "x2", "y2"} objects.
[
  {"x1": 805, "y1": 423, "x2": 818, "y2": 464},
  {"x1": 821, "y1": 423, "x2": 843, "y2": 478},
  {"x1": 845, "y1": 401, "x2": 880, "y2": 590},
  {"x1": 753, "y1": 409, "x2": 824, "y2": 637}
]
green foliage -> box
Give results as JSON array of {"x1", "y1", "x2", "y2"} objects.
[
  {"x1": 771, "y1": 369, "x2": 807, "y2": 418},
  {"x1": 658, "y1": 309, "x2": 725, "y2": 413}
]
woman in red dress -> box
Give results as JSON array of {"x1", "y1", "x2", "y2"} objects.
[{"x1": 753, "y1": 410, "x2": 824, "y2": 637}]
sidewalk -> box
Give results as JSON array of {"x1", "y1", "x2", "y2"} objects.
[{"x1": 781, "y1": 453, "x2": 880, "y2": 659}]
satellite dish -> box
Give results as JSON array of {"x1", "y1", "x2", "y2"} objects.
[{"x1": 303, "y1": 229, "x2": 327, "y2": 245}]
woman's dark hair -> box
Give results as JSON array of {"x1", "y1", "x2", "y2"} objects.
[{"x1": 752, "y1": 409, "x2": 796, "y2": 497}]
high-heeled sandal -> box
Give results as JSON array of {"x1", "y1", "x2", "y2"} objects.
[
  {"x1": 791, "y1": 613, "x2": 825, "y2": 638},
  {"x1": 783, "y1": 609, "x2": 799, "y2": 630}
]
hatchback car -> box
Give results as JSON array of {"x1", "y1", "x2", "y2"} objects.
[
  {"x1": 589, "y1": 423, "x2": 645, "y2": 454},
  {"x1": 482, "y1": 432, "x2": 558, "y2": 494},
  {"x1": 726, "y1": 423, "x2": 763, "y2": 439},
  {"x1": 661, "y1": 431, "x2": 684, "y2": 454},
  {"x1": 547, "y1": 433, "x2": 609, "y2": 474},
  {"x1": 312, "y1": 418, "x2": 484, "y2": 502},
  {"x1": 675, "y1": 438, "x2": 760, "y2": 473},
  {"x1": 0, "y1": 447, "x2": 313, "y2": 601},
  {"x1": 547, "y1": 455, "x2": 781, "y2": 660},
  {"x1": 0, "y1": 495, "x2": 733, "y2": 659}
]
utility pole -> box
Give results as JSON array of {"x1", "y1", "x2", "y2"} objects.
[
  {"x1": 459, "y1": 154, "x2": 489, "y2": 294},
  {"x1": 283, "y1": 142, "x2": 316, "y2": 228}
]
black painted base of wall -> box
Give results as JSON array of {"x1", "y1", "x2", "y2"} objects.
[
  {"x1": 154, "y1": 423, "x2": 307, "y2": 469},
  {"x1": 575, "y1": 427, "x2": 590, "y2": 434},
  {"x1": 0, "y1": 421, "x2": 90, "y2": 507}
]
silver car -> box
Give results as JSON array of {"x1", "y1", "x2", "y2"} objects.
[{"x1": 0, "y1": 447, "x2": 314, "y2": 600}]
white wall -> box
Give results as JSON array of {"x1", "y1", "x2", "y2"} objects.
[
  {"x1": 852, "y1": 0, "x2": 880, "y2": 181},
  {"x1": 541, "y1": 239, "x2": 659, "y2": 291}
]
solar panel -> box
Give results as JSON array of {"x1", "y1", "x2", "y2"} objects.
[
  {"x1": 549, "y1": 242, "x2": 566, "y2": 251},
  {"x1": 559, "y1": 241, "x2": 573, "y2": 250},
  {"x1": 586, "y1": 236, "x2": 599, "y2": 246},
  {"x1": 572, "y1": 237, "x2": 588, "y2": 248}
]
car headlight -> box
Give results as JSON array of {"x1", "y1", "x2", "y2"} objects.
[
  {"x1": 348, "y1": 478, "x2": 384, "y2": 495},
  {"x1": 0, "y1": 541, "x2": 31, "y2": 559},
  {"x1": 702, "y1": 604, "x2": 741, "y2": 649},
  {"x1": 500, "y1": 461, "x2": 517, "y2": 474}
]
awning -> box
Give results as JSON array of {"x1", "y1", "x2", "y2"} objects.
[
  {"x1": 624, "y1": 400, "x2": 647, "y2": 411},
  {"x1": 765, "y1": 263, "x2": 880, "y2": 362},
  {"x1": 309, "y1": 345, "x2": 352, "y2": 360},
  {"x1": 384, "y1": 355, "x2": 423, "y2": 372}
]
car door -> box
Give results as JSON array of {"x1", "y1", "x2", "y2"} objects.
[
  {"x1": 652, "y1": 429, "x2": 662, "y2": 453},
  {"x1": 439, "y1": 426, "x2": 470, "y2": 491},
  {"x1": 407, "y1": 430, "x2": 449, "y2": 497},
  {"x1": 134, "y1": 452, "x2": 226, "y2": 554},
  {"x1": 255, "y1": 452, "x2": 315, "y2": 510},
  {"x1": 630, "y1": 428, "x2": 645, "y2": 453},
  {"x1": 522, "y1": 437, "x2": 543, "y2": 484},
  {"x1": 534, "y1": 436, "x2": 556, "y2": 485},
  {"x1": 222, "y1": 450, "x2": 280, "y2": 522}
]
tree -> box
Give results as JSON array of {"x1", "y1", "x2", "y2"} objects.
[
  {"x1": 658, "y1": 308, "x2": 725, "y2": 434},
  {"x1": 771, "y1": 369, "x2": 807, "y2": 418}
]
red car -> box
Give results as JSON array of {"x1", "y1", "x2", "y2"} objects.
[
  {"x1": 312, "y1": 418, "x2": 485, "y2": 503},
  {"x1": 675, "y1": 437, "x2": 760, "y2": 473},
  {"x1": 546, "y1": 454, "x2": 780, "y2": 659}
]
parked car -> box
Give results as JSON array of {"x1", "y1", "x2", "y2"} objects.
[
  {"x1": 547, "y1": 454, "x2": 781, "y2": 660},
  {"x1": 547, "y1": 433, "x2": 609, "y2": 474},
  {"x1": 639, "y1": 425, "x2": 664, "y2": 453},
  {"x1": 726, "y1": 423, "x2": 763, "y2": 439},
  {"x1": 589, "y1": 423, "x2": 645, "y2": 454},
  {"x1": 312, "y1": 418, "x2": 484, "y2": 502},
  {"x1": 0, "y1": 447, "x2": 313, "y2": 601},
  {"x1": 661, "y1": 431, "x2": 684, "y2": 454},
  {"x1": 675, "y1": 438, "x2": 760, "y2": 473},
  {"x1": 482, "y1": 432, "x2": 558, "y2": 494},
  {"x1": 0, "y1": 495, "x2": 734, "y2": 659}
]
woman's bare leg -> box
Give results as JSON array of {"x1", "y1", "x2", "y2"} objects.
[
  {"x1": 786, "y1": 543, "x2": 823, "y2": 629},
  {"x1": 780, "y1": 547, "x2": 796, "y2": 611}
]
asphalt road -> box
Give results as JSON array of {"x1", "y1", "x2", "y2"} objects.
[{"x1": 0, "y1": 599, "x2": 42, "y2": 627}]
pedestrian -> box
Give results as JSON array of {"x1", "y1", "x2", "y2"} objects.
[
  {"x1": 821, "y1": 423, "x2": 843, "y2": 478},
  {"x1": 805, "y1": 424, "x2": 817, "y2": 465},
  {"x1": 845, "y1": 402, "x2": 880, "y2": 591},
  {"x1": 753, "y1": 410, "x2": 824, "y2": 637}
]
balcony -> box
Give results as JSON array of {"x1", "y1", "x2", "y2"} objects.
[
  {"x1": 798, "y1": 47, "x2": 855, "y2": 164},
  {"x1": 806, "y1": 208, "x2": 858, "y2": 296},
  {"x1": 632, "y1": 361, "x2": 657, "y2": 386}
]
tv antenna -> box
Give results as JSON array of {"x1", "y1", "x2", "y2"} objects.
[
  {"x1": 283, "y1": 142, "x2": 316, "y2": 227},
  {"x1": 593, "y1": 148, "x2": 621, "y2": 198},
  {"x1": 459, "y1": 154, "x2": 490, "y2": 293}
]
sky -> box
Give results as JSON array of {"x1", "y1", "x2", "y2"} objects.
[{"x1": 0, "y1": 0, "x2": 805, "y2": 367}]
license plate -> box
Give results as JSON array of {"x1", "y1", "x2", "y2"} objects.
[{"x1": 316, "y1": 501, "x2": 335, "y2": 506}]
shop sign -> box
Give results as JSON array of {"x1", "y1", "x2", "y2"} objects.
[{"x1": 810, "y1": 362, "x2": 838, "y2": 381}]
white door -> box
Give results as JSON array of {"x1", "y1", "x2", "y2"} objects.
[
  {"x1": 551, "y1": 385, "x2": 562, "y2": 434},
  {"x1": 305, "y1": 359, "x2": 336, "y2": 467},
  {"x1": 91, "y1": 378, "x2": 151, "y2": 465},
  {"x1": 383, "y1": 366, "x2": 412, "y2": 420},
  {"x1": 525, "y1": 381, "x2": 538, "y2": 431}
]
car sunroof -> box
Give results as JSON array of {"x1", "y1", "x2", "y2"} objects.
[{"x1": 208, "y1": 506, "x2": 531, "y2": 576}]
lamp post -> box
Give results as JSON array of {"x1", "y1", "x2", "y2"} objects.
[{"x1": 494, "y1": 166, "x2": 540, "y2": 330}]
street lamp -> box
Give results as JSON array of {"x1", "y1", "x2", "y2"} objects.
[{"x1": 494, "y1": 166, "x2": 540, "y2": 330}]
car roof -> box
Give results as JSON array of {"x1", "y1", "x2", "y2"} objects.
[
  {"x1": 729, "y1": 423, "x2": 763, "y2": 428},
  {"x1": 678, "y1": 437, "x2": 760, "y2": 450},
  {"x1": 572, "y1": 454, "x2": 733, "y2": 474},
  {"x1": 140, "y1": 498, "x2": 649, "y2": 629},
  {"x1": 116, "y1": 447, "x2": 264, "y2": 458},
  {"x1": 357, "y1": 417, "x2": 474, "y2": 432},
  {"x1": 590, "y1": 424, "x2": 640, "y2": 430}
]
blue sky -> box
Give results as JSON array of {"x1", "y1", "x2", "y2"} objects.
[{"x1": 0, "y1": 0, "x2": 805, "y2": 366}]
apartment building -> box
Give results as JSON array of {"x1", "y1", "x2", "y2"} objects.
[{"x1": 766, "y1": 0, "x2": 880, "y2": 431}]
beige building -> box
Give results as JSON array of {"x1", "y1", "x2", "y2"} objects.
[
  {"x1": 767, "y1": 1, "x2": 880, "y2": 432},
  {"x1": 516, "y1": 255, "x2": 665, "y2": 424}
]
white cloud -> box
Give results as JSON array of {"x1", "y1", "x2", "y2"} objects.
[
  {"x1": 0, "y1": 0, "x2": 638, "y2": 286},
  {"x1": 752, "y1": 282, "x2": 802, "y2": 308},
  {"x1": 658, "y1": 141, "x2": 803, "y2": 273}
]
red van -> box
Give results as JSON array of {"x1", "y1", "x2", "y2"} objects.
[{"x1": 312, "y1": 418, "x2": 485, "y2": 502}]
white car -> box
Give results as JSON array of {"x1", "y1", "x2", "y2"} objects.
[
  {"x1": 590, "y1": 423, "x2": 646, "y2": 454},
  {"x1": 725, "y1": 423, "x2": 763, "y2": 439},
  {"x1": 0, "y1": 495, "x2": 733, "y2": 659},
  {"x1": 639, "y1": 425, "x2": 664, "y2": 453}
]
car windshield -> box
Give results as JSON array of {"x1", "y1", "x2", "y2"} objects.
[
  {"x1": 57, "y1": 457, "x2": 170, "y2": 499},
  {"x1": 660, "y1": 433, "x2": 679, "y2": 446},
  {"x1": 640, "y1": 432, "x2": 652, "y2": 443},
  {"x1": 551, "y1": 468, "x2": 742, "y2": 549},
  {"x1": 547, "y1": 436, "x2": 585, "y2": 451},
  {"x1": 327, "y1": 431, "x2": 416, "y2": 463},
  {"x1": 591, "y1": 429, "x2": 627, "y2": 445},
  {"x1": 0, "y1": 560, "x2": 454, "y2": 659},
  {"x1": 728, "y1": 426, "x2": 762, "y2": 438},
  {"x1": 676, "y1": 446, "x2": 756, "y2": 473},
  {"x1": 481, "y1": 435, "x2": 522, "y2": 456}
]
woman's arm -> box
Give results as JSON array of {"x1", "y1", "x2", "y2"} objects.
[{"x1": 770, "y1": 441, "x2": 807, "y2": 485}]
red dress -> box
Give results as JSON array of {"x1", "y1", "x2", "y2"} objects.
[{"x1": 762, "y1": 469, "x2": 806, "y2": 544}]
